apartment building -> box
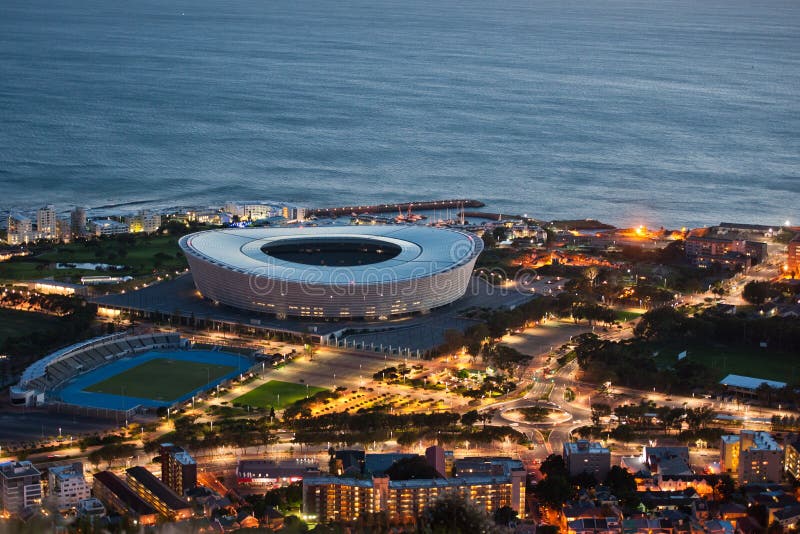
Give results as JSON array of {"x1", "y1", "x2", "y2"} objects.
[
  {"x1": 720, "y1": 431, "x2": 783, "y2": 484},
  {"x1": 125, "y1": 466, "x2": 193, "y2": 520},
  {"x1": 0, "y1": 461, "x2": 42, "y2": 515},
  {"x1": 564, "y1": 440, "x2": 612, "y2": 480},
  {"x1": 160, "y1": 443, "x2": 197, "y2": 496},
  {"x1": 47, "y1": 462, "x2": 90, "y2": 510}
]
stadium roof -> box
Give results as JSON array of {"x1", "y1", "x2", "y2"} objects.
[
  {"x1": 719, "y1": 374, "x2": 787, "y2": 391},
  {"x1": 179, "y1": 226, "x2": 482, "y2": 284}
]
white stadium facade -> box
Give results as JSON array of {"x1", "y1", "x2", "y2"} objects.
[{"x1": 179, "y1": 226, "x2": 483, "y2": 319}]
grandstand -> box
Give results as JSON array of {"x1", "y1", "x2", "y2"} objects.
[{"x1": 9, "y1": 332, "x2": 184, "y2": 408}]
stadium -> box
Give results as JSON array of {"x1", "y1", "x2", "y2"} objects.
[
  {"x1": 10, "y1": 332, "x2": 256, "y2": 417},
  {"x1": 179, "y1": 226, "x2": 483, "y2": 319}
]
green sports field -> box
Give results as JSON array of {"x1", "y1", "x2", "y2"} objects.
[
  {"x1": 233, "y1": 380, "x2": 327, "y2": 409},
  {"x1": 653, "y1": 344, "x2": 798, "y2": 383},
  {"x1": 84, "y1": 358, "x2": 235, "y2": 401}
]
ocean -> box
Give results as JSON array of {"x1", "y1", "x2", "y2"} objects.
[{"x1": 1, "y1": 0, "x2": 798, "y2": 228}]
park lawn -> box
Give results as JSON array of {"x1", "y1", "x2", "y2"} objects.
[
  {"x1": 38, "y1": 235, "x2": 187, "y2": 276},
  {"x1": 653, "y1": 343, "x2": 798, "y2": 383},
  {"x1": 84, "y1": 358, "x2": 235, "y2": 401},
  {"x1": 0, "y1": 260, "x2": 90, "y2": 283},
  {"x1": 0, "y1": 308, "x2": 63, "y2": 343},
  {"x1": 234, "y1": 380, "x2": 327, "y2": 409},
  {"x1": 614, "y1": 310, "x2": 643, "y2": 322}
]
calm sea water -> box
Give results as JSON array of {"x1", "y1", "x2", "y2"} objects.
[{"x1": 1, "y1": 0, "x2": 798, "y2": 228}]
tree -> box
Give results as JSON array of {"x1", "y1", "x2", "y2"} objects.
[
  {"x1": 605, "y1": 466, "x2": 639, "y2": 509},
  {"x1": 461, "y1": 410, "x2": 480, "y2": 427},
  {"x1": 590, "y1": 403, "x2": 612, "y2": 427},
  {"x1": 742, "y1": 281, "x2": 777, "y2": 305},
  {"x1": 493, "y1": 505, "x2": 518, "y2": 527},
  {"x1": 539, "y1": 454, "x2": 568, "y2": 479},
  {"x1": 419, "y1": 493, "x2": 495, "y2": 534},
  {"x1": 534, "y1": 473, "x2": 574, "y2": 509}
]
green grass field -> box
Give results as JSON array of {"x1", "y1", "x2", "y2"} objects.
[
  {"x1": 653, "y1": 344, "x2": 799, "y2": 383},
  {"x1": 84, "y1": 358, "x2": 235, "y2": 401},
  {"x1": 614, "y1": 309, "x2": 643, "y2": 322},
  {"x1": 233, "y1": 380, "x2": 327, "y2": 409},
  {"x1": 0, "y1": 308, "x2": 63, "y2": 343}
]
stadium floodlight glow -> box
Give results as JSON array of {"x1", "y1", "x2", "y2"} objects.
[{"x1": 179, "y1": 226, "x2": 483, "y2": 319}]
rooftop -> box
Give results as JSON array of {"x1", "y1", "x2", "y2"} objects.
[
  {"x1": 179, "y1": 226, "x2": 482, "y2": 284},
  {"x1": 126, "y1": 467, "x2": 191, "y2": 511},
  {"x1": 93, "y1": 471, "x2": 157, "y2": 517},
  {"x1": 0, "y1": 460, "x2": 40, "y2": 478},
  {"x1": 720, "y1": 374, "x2": 787, "y2": 391}
]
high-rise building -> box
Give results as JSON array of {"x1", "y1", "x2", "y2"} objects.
[
  {"x1": 70, "y1": 207, "x2": 87, "y2": 237},
  {"x1": 47, "y1": 462, "x2": 91, "y2": 511},
  {"x1": 0, "y1": 461, "x2": 42, "y2": 515},
  {"x1": 563, "y1": 440, "x2": 611, "y2": 480},
  {"x1": 160, "y1": 443, "x2": 197, "y2": 496},
  {"x1": 36, "y1": 205, "x2": 57, "y2": 239}
]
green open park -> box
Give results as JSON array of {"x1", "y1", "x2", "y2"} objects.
[
  {"x1": 233, "y1": 380, "x2": 327, "y2": 409},
  {"x1": 654, "y1": 344, "x2": 798, "y2": 383},
  {"x1": 84, "y1": 358, "x2": 235, "y2": 401}
]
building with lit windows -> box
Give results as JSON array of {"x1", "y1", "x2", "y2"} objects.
[
  {"x1": 6, "y1": 213, "x2": 34, "y2": 244},
  {"x1": 785, "y1": 439, "x2": 800, "y2": 481},
  {"x1": 0, "y1": 461, "x2": 42, "y2": 515},
  {"x1": 788, "y1": 233, "x2": 800, "y2": 275},
  {"x1": 125, "y1": 466, "x2": 193, "y2": 520},
  {"x1": 92, "y1": 471, "x2": 158, "y2": 526},
  {"x1": 720, "y1": 431, "x2": 783, "y2": 484},
  {"x1": 125, "y1": 210, "x2": 161, "y2": 233},
  {"x1": 160, "y1": 443, "x2": 197, "y2": 496},
  {"x1": 302, "y1": 455, "x2": 525, "y2": 524},
  {"x1": 47, "y1": 462, "x2": 90, "y2": 511},
  {"x1": 564, "y1": 440, "x2": 611, "y2": 480}
]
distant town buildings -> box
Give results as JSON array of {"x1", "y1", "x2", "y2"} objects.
[
  {"x1": 223, "y1": 201, "x2": 306, "y2": 222},
  {"x1": 47, "y1": 462, "x2": 91, "y2": 511},
  {"x1": 0, "y1": 461, "x2": 42, "y2": 515},
  {"x1": 720, "y1": 431, "x2": 783, "y2": 484},
  {"x1": 563, "y1": 440, "x2": 611, "y2": 480},
  {"x1": 685, "y1": 231, "x2": 767, "y2": 270}
]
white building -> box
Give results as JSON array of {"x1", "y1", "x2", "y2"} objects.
[
  {"x1": 0, "y1": 461, "x2": 42, "y2": 515},
  {"x1": 90, "y1": 219, "x2": 129, "y2": 236},
  {"x1": 47, "y1": 463, "x2": 91, "y2": 511},
  {"x1": 6, "y1": 213, "x2": 35, "y2": 244},
  {"x1": 36, "y1": 205, "x2": 57, "y2": 239},
  {"x1": 563, "y1": 440, "x2": 611, "y2": 479}
]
